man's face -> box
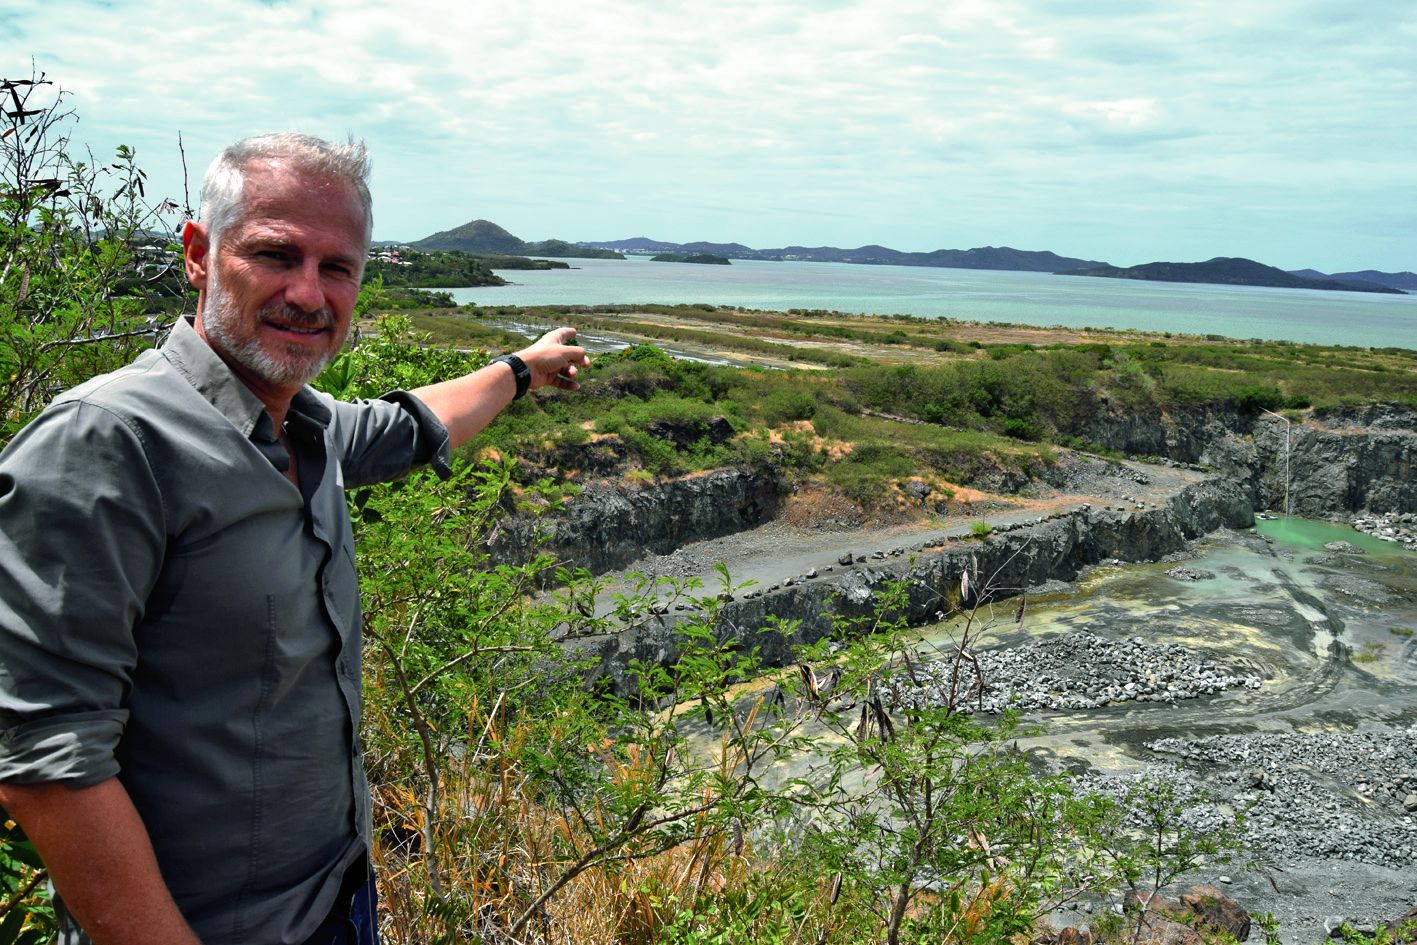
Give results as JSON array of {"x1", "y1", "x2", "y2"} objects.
[{"x1": 194, "y1": 162, "x2": 367, "y2": 394}]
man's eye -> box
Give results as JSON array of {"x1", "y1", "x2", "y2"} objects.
[{"x1": 258, "y1": 250, "x2": 288, "y2": 262}]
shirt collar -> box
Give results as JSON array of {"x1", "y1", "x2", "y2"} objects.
[{"x1": 161, "y1": 316, "x2": 333, "y2": 436}]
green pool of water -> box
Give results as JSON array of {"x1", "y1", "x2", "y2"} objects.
[{"x1": 1254, "y1": 516, "x2": 1410, "y2": 557}]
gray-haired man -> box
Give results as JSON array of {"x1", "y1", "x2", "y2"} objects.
[{"x1": 0, "y1": 134, "x2": 588, "y2": 944}]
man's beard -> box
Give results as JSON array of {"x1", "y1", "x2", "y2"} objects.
[{"x1": 202, "y1": 266, "x2": 347, "y2": 388}]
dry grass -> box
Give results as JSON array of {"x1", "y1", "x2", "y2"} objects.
[{"x1": 365, "y1": 703, "x2": 840, "y2": 945}]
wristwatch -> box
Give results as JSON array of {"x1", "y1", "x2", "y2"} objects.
[{"x1": 492, "y1": 353, "x2": 531, "y2": 400}]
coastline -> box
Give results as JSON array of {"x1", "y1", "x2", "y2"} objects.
[{"x1": 447, "y1": 257, "x2": 1417, "y2": 350}]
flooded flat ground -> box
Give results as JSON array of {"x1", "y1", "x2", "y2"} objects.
[{"x1": 910, "y1": 520, "x2": 1417, "y2": 939}]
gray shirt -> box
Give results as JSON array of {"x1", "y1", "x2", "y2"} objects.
[{"x1": 0, "y1": 317, "x2": 449, "y2": 944}]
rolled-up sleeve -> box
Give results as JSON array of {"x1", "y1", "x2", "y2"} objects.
[
  {"x1": 325, "y1": 390, "x2": 452, "y2": 487},
  {"x1": 0, "y1": 402, "x2": 165, "y2": 786}
]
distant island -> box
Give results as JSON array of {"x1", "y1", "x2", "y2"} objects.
[
  {"x1": 1288, "y1": 268, "x2": 1417, "y2": 293},
  {"x1": 1059, "y1": 257, "x2": 1407, "y2": 295},
  {"x1": 650, "y1": 253, "x2": 730, "y2": 265},
  {"x1": 583, "y1": 236, "x2": 1105, "y2": 273}
]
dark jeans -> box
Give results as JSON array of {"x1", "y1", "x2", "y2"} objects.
[{"x1": 298, "y1": 855, "x2": 379, "y2": 945}]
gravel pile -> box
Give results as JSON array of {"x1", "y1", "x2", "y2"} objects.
[
  {"x1": 1146, "y1": 727, "x2": 1417, "y2": 869},
  {"x1": 889, "y1": 630, "x2": 1262, "y2": 714}
]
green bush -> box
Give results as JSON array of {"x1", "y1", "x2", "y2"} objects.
[
  {"x1": 762, "y1": 389, "x2": 818, "y2": 425},
  {"x1": 1232, "y1": 384, "x2": 1284, "y2": 414}
]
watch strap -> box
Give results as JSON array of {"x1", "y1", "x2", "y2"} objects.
[{"x1": 492, "y1": 353, "x2": 531, "y2": 400}]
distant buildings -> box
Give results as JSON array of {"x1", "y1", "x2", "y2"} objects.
[{"x1": 368, "y1": 247, "x2": 411, "y2": 265}]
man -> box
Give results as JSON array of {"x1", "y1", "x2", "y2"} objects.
[{"x1": 0, "y1": 133, "x2": 589, "y2": 944}]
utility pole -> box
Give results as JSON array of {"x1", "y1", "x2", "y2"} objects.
[{"x1": 1260, "y1": 409, "x2": 1292, "y2": 517}]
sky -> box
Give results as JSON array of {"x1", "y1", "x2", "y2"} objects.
[{"x1": 5, "y1": 0, "x2": 1415, "y2": 273}]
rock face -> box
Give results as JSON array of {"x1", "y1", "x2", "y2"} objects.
[
  {"x1": 1080, "y1": 403, "x2": 1245, "y2": 464},
  {"x1": 1082, "y1": 402, "x2": 1417, "y2": 517},
  {"x1": 1252, "y1": 406, "x2": 1417, "y2": 516},
  {"x1": 575, "y1": 477, "x2": 1253, "y2": 690},
  {"x1": 493, "y1": 467, "x2": 785, "y2": 577}
]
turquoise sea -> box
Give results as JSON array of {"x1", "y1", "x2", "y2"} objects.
[{"x1": 447, "y1": 256, "x2": 1417, "y2": 350}]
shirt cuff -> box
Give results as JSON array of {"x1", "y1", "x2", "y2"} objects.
[
  {"x1": 378, "y1": 391, "x2": 452, "y2": 480},
  {"x1": 0, "y1": 711, "x2": 127, "y2": 787}
]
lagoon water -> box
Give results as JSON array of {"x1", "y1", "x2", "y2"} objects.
[{"x1": 447, "y1": 255, "x2": 1417, "y2": 350}]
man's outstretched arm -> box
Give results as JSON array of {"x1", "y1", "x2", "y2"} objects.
[
  {"x1": 411, "y1": 327, "x2": 589, "y2": 450},
  {"x1": 0, "y1": 779, "x2": 202, "y2": 945}
]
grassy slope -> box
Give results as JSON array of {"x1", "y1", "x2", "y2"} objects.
[{"x1": 382, "y1": 304, "x2": 1416, "y2": 509}]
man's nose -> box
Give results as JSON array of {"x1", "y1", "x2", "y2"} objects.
[{"x1": 284, "y1": 261, "x2": 326, "y2": 313}]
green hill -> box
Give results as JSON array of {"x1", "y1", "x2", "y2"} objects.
[
  {"x1": 415, "y1": 219, "x2": 524, "y2": 254},
  {"x1": 1061, "y1": 257, "x2": 1405, "y2": 294},
  {"x1": 413, "y1": 220, "x2": 623, "y2": 259}
]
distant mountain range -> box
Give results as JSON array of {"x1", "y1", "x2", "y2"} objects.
[
  {"x1": 579, "y1": 236, "x2": 1107, "y2": 273},
  {"x1": 400, "y1": 219, "x2": 1412, "y2": 294},
  {"x1": 1061, "y1": 258, "x2": 1406, "y2": 295}
]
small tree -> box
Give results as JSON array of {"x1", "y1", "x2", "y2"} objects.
[
  {"x1": 0, "y1": 67, "x2": 185, "y2": 445},
  {"x1": 780, "y1": 563, "x2": 1127, "y2": 944}
]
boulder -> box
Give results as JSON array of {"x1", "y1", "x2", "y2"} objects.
[
  {"x1": 1122, "y1": 890, "x2": 1202, "y2": 945},
  {"x1": 1180, "y1": 885, "x2": 1251, "y2": 941}
]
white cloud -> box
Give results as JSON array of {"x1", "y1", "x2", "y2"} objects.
[
  {"x1": 3, "y1": 0, "x2": 1414, "y2": 270},
  {"x1": 1063, "y1": 97, "x2": 1160, "y2": 128}
]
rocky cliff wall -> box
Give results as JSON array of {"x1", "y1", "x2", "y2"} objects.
[
  {"x1": 1076, "y1": 403, "x2": 1417, "y2": 516},
  {"x1": 502, "y1": 404, "x2": 1411, "y2": 586},
  {"x1": 1079, "y1": 402, "x2": 1250, "y2": 463},
  {"x1": 571, "y1": 477, "x2": 1254, "y2": 691},
  {"x1": 1204, "y1": 405, "x2": 1417, "y2": 516},
  {"x1": 493, "y1": 467, "x2": 786, "y2": 576}
]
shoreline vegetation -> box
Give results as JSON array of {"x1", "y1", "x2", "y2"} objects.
[
  {"x1": 650, "y1": 252, "x2": 731, "y2": 265},
  {"x1": 5, "y1": 73, "x2": 1417, "y2": 945}
]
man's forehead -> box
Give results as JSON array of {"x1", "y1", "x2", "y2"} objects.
[
  {"x1": 242, "y1": 161, "x2": 362, "y2": 209},
  {"x1": 231, "y1": 162, "x2": 369, "y2": 241}
]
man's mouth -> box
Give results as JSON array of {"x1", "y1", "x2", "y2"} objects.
[
  {"x1": 263, "y1": 309, "x2": 333, "y2": 337},
  {"x1": 269, "y1": 322, "x2": 327, "y2": 335}
]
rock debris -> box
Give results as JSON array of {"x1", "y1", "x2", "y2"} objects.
[{"x1": 888, "y1": 629, "x2": 1262, "y2": 714}]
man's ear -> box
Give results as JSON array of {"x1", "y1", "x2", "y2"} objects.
[{"x1": 182, "y1": 220, "x2": 212, "y2": 291}]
